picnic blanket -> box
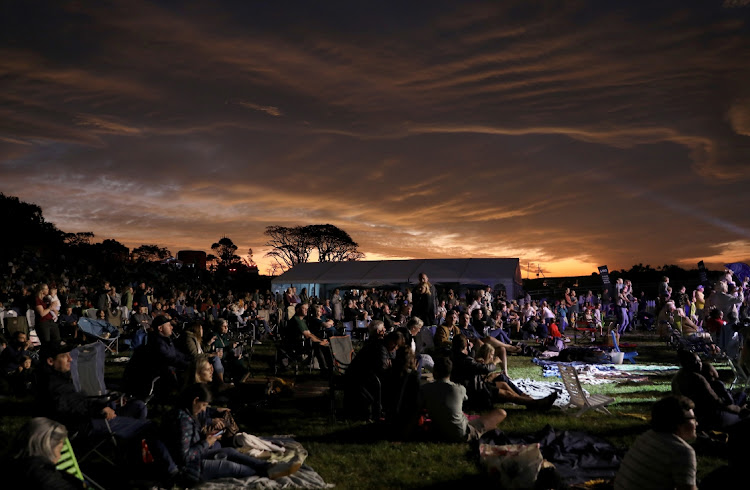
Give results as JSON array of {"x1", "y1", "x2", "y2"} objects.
[
  {"x1": 478, "y1": 425, "x2": 623, "y2": 486},
  {"x1": 196, "y1": 435, "x2": 333, "y2": 489},
  {"x1": 534, "y1": 360, "x2": 651, "y2": 385},
  {"x1": 511, "y1": 378, "x2": 577, "y2": 409}
]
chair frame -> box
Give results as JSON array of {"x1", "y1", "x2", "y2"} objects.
[
  {"x1": 610, "y1": 330, "x2": 638, "y2": 364},
  {"x1": 557, "y1": 363, "x2": 615, "y2": 417},
  {"x1": 729, "y1": 357, "x2": 750, "y2": 391},
  {"x1": 328, "y1": 335, "x2": 354, "y2": 422}
]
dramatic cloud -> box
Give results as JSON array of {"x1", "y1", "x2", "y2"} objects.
[{"x1": 2, "y1": 0, "x2": 750, "y2": 276}]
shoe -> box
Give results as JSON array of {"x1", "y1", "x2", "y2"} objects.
[
  {"x1": 531, "y1": 392, "x2": 558, "y2": 411},
  {"x1": 267, "y1": 460, "x2": 302, "y2": 480}
]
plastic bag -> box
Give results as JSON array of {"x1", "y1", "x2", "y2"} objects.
[{"x1": 479, "y1": 443, "x2": 543, "y2": 489}]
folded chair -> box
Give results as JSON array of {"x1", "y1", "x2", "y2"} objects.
[
  {"x1": 558, "y1": 363, "x2": 615, "y2": 417},
  {"x1": 610, "y1": 330, "x2": 638, "y2": 364},
  {"x1": 328, "y1": 336, "x2": 354, "y2": 422}
]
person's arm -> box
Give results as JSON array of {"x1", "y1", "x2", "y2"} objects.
[{"x1": 302, "y1": 329, "x2": 328, "y2": 346}]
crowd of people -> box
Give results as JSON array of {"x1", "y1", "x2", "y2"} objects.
[{"x1": 2, "y1": 265, "x2": 750, "y2": 488}]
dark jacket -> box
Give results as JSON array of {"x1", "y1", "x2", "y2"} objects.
[
  {"x1": 38, "y1": 367, "x2": 108, "y2": 434},
  {"x1": 170, "y1": 408, "x2": 209, "y2": 482},
  {"x1": 148, "y1": 333, "x2": 189, "y2": 372},
  {"x1": 21, "y1": 456, "x2": 86, "y2": 489}
]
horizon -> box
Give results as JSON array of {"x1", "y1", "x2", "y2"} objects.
[{"x1": 2, "y1": 1, "x2": 750, "y2": 276}]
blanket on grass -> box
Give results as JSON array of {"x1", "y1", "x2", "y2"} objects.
[
  {"x1": 196, "y1": 435, "x2": 333, "y2": 489},
  {"x1": 478, "y1": 425, "x2": 623, "y2": 486},
  {"x1": 534, "y1": 360, "x2": 651, "y2": 384}
]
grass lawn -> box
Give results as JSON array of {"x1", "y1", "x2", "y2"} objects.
[{"x1": 0, "y1": 331, "x2": 731, "y2": 488}]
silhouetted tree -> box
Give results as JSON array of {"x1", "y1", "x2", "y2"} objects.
[
  {"x1": 264, "y1": 226, "x2": 314, "y2": 270},
  {"x1": 132, "y1": 244, "x2": 172, "y2": 262},
  {"x1": 211, "y1": 236, "x2": 240, "y2": 265},
  {"x1": 63, "y1": 232, "x2": 95, "y2": 247},
  {"x1": 264, "y1": 224, "x2": 363, "y2": 269},
  {"x1": 305, "y1": 224, "x2": 364, "y2": 262}
]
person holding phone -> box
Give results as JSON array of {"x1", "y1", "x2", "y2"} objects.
[{"x1": 169, "y1": 384, "x2": 300, "y2": 484}]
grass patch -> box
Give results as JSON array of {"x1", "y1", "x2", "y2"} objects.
[{"x1": 0, "y1": 332, "x2": 732, "y2": 488}]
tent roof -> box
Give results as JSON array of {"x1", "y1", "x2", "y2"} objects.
[{"x1": 271, "y1": 258, "x2": 521, "y2": 287}]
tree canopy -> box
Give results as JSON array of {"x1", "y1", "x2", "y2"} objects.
[
  {"x1": 211, "y1": 236, "x2": 240, "y2": 265},
  {"x1": 132, "y1": 244, "x2": 172, "y2": 262},
  {"x1": 264, "y1": 224, "x2": 363, "y2": 269}
]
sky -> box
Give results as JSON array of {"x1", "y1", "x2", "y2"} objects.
[{"x1": 2, "y1": 0, "x2": 750, "y2": 277}]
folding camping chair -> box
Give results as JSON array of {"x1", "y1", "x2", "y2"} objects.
[
  {"x1": 355, "y1": 319, "x2": 369, "y2": 341},
  {"x1": 56, "y1": 437, "x2": 106, "y2": 490},
  {"x1": 729, "y1": 357, "x2": 750, "y2": 391},
  {"x1": 610, "y1": 330, "x2": 638, "y2": 364},
  {"x1": 558, "y1": 363, "x2": 615, "y2": 417},
  {"x1": 328, "y1": 336, "x2": 354, "y2": 422},
  {"x1": 70, "y1": 342, "x2": 119, "y2": 465},
  {"x1": 78, "y1": 317, "x2": 120, "y2": 354},
  {"x1": 4, "y1": 315, "x2": 29, "y2": 337}
]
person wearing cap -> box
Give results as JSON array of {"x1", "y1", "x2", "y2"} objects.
[
  {"x1": 37, "y1": 342, "x2": 179, "y2": 478},
  {"x1": 147, "y1": 315, "x2": 189, "y2": 380}
]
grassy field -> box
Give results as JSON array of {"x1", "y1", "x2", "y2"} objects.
[{"x1": 0, "y1": 331, "x2": 730, "y2": 488}]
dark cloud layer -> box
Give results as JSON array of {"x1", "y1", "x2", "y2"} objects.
[{"x1": 2, "y1": 0, "x2": 750, "y2": 275}]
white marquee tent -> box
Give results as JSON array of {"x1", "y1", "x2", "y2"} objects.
[{"x1": 271, "y1": 258, "x2": 523, "y2": 299}]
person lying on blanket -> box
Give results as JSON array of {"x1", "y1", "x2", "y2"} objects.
[{"x1": 450, "y1": 334, "x2": 557, "y2": 412}]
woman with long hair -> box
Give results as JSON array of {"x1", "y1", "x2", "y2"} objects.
[
  {"x1": 168, "y1": 384, "x2": 299, "y2": 484},
  {"x1": 35, "y1": 283, "x2": 62, "y2": 345}
]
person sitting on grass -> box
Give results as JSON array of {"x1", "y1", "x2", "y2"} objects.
[
  {"x1": 419, "y1": 356, "x2": 507, "y2": 443},
  {"x1": 167, "y1": 384, "x2": 300, "y2": 485},
  {"x1": 15, "y1": 417, "x2": 86, "y2": 489},
  {"x1": 672, "y1": 349, "x2": 748, "y2": 431},
  {"x1": 450, "y1": 335, "x2": 557, "y2": 411},
  {"x1": 614, "y1": 395, "x2": 698, "y2": 490}
]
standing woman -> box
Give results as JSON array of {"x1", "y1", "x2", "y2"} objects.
[
  {"x1": 331, "y1": 289, "x2": 343, "y2": 322},
  {"x1": 35, "y1": 283, "x2": 61, "y2": 346}
]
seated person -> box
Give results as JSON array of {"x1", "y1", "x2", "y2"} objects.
[
  {"x1": 283, "y1": 303, "x2": 332, "y2": 375},
  {"x1": 382, "y1": 346, "x2": 422, "y2": 434},
  {"x1": 701, "y1": 361, "x2": 746, "y2": 408},
  {"x1": 37, "y1": 343, "x2": 177, "y2": 478},
  {"x1": 344, "y1": 325, "x2": 400, "y2": 420},
  {"x1": 0, "y1": 330, "x2": 33, "y2": 375},
  {"x1": 671, "y1": 350, "x2": 746, "y2": 431},
  {"x1": 212, "y1": 319, "x2": 251, "y2": 384},
  {"x1": 15, "y1": 417, "x2": 86, "y2": 489},
  {"x1": 58, "y1": 306, "x2": 81, "y2": 342},
  {"x1": 146, "y1": 316, "x2": 189, "y2": 391},
  {"x1": 419, "y1": 356, "x2": 507, "y2": 443},
  {"x1": 614, "y1": 395, "x2": 697, "y2": 490},
  {"x1": 434, "y1": 310, "x2": 461, "y2": 350},
  {"x1": 181, "y1": 321, "x2": 227, "y2": 386},
  {"x1": 308, "y1": 303, "x2": 337, "y2": 339},
  {"x1": 129, "y1": 305, "x2": 152, "y2": 332},
  {"x1": 167, "y1": 384, "x2": 299, "y2": 485},
  {"x1": 451, "y1": 335, "x2": 556, "y2": 411}
]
